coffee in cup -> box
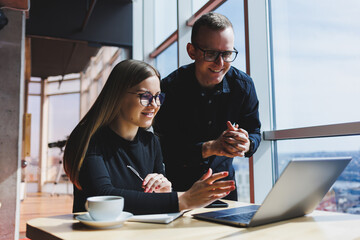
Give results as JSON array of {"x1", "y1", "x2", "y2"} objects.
[{"x1": 86, "y1": 196, "x2": 124, "y2": 221}]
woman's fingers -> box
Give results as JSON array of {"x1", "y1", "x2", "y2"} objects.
[
  {"x1": 203, "y1": 171, "x2": 229, "y2": 184},
  {"x1": 153, "y1": 179, "x2": 172, "y2": 193},
  {"x1": 178, "y1": 171, "x2": 236, "y2": 211},
  {"x1": 200, "y1": 168, "x2": 213, "y2": 181},
  {"x1": 205, "y1": 181, "x2": 235, "y2": 194},
  {"x1": 143, "y1": 173, "x2": 169, "y2": 192}
]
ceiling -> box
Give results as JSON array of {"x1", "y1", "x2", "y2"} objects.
[{"x1": 1, "y1": 0, "x2": 133, "y2": 78}]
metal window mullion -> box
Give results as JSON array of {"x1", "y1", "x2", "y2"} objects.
[{"x1": 248, "y1": 0, "x2": 274, "y2": 204}]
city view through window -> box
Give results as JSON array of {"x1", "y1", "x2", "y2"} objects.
[{"x1": 277, "y1": 136, "x2": 360, "y2": 215}]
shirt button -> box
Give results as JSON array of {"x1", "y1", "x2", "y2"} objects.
[
  {"x1": 208, "y1": 121, "x2": 212, "y2": 125},
  {"x1": 208, "y1": 100, "x2": 212, "y2": 104},
  {"x1": 201, "y1": 93, "x2": 205, "y2": 97}
]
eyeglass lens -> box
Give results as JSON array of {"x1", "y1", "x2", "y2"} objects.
[
  {"x1": 194, "y1": 44, "x2": 238, "y2": 62},
  {"x1": 140, "y1": 92, "x2": 165, "y2": 106},
  {"x1": 204, "y1": 50, "x2": 236, "y2": 62}
]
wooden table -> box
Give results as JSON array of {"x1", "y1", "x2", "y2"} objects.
[{"x1": 26, "y1": 201, "x2": 360, "y2": 240}]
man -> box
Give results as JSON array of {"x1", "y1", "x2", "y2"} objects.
[{"x1": 154, "y1": 12, "x2": 261, "y2": 200}]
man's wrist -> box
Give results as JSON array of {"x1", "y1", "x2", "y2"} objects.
[{"x1": 202, "y1": 141, "x2": 213, "y2": 159}]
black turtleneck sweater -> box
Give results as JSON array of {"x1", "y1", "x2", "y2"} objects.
[{"x1": 72, "y1": 126, "x2": 179, "y2": 215}]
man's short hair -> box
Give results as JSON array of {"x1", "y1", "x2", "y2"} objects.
[{"x1": 191, "y1": 12, "x2": 233, "y2": 44}]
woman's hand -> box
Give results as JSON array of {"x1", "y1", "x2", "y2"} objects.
[
  {"x1": 142, "y1": 173, "x2": 172, "y2": 193},
  {"x1": 178, "y1": 168, "x2": 235, "y2": 211}
]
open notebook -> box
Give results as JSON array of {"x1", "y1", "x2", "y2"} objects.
[{"x1": 129, "y1": 211, "x2": 186, "y2": 224}]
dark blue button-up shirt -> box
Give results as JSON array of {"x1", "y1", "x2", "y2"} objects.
[{"x1": 154, "y1": 63, "x2": 261, "y2": 200}]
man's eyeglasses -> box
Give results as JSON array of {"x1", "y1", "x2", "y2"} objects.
[
  {"x1": 127, "y1": 91, "x2": 165, "y2": 107},
  {"x1": 194, "y1": 44, "x2": 238, "y2": 63}
]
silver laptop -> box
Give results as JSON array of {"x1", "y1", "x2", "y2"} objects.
[{"x1": 192, "y1": 156, "x2": 351, "y2": 227}]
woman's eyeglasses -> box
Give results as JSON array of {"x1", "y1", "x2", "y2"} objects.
[
  {"x1": 127, "y1": 91, "x2": 165, "y2": 106},
  {"x1": 194, "y1": 44, "x2": 238, "y2": 63}
]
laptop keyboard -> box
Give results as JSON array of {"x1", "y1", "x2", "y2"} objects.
[{"x1": 217, "y1": 211, "x2": 256, "y2": 223}]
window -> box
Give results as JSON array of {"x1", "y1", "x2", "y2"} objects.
[
  {"x1": 277, "y1": 136, "x2": 360, "y2": 214},
  {"x1": 269, "y1": 0, "x2": 360, "y2": 214},
  {"x1": 47, "y1": 78, "x2": 80, "y2": 182},
  {"x1": 154, "y1": 0, "x2": 177, "y2": 46},
  {"x1": 215, "y1": 0, "x2": 247, "y2": 72},
  {"x1": 215, "y1": 0, "x2": 249, "y2": 202},
  {"x1": 27, "y1": 95, "x2": 40, "y2": 182},
  {"x1": 155, "y1": 41, "x2": 178, "y2": 78},
  {"x1": 47, "y1": 93, "x2": 80, "y2": 182},
  {"x1": 270, "y1": 0, "x2": 360, "y2": 129},
  {"x1": 27, "y1": 78, "x2": 42, "y2": 182},
  {"x1": 28, "y1": 81, "x2": 41, "y2": 95},
  {"x1": 47, "y1": 80, "x2": 80, "y2": 95},
  {"x1": 192, "y1": 0, "x2": 208, "y2": 14}
]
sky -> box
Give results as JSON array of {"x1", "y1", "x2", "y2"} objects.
[{"x1": 270, "y1": 0, "x2": 360, "y2": 152}]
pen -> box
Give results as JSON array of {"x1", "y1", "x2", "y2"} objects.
[{"x1": 127, "y1": 165, "x2": 144, "y2": 181}]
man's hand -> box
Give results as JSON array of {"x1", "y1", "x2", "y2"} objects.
[
  {"x1": 223, "y1": 121, "x2": 251, "y2": 157},
  {"x1": 202, "y1": 121, "x2": 250, "y2": 158}
]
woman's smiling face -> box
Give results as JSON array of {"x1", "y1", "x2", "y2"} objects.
[{"x1": 119, "y1": 75, "x2": 161, "y2": 130}]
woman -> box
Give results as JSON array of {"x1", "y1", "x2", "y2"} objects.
[{"x1": 63, "y1": 59, "x2": 235, "y2": 215}]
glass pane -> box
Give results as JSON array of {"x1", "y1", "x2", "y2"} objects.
[
  {"x1": 156, "y1": 41, "x2": 178, "y2": 78},
  {"x1": 47, "y1": 94, "x2": 80, "y2": 182},
  {"x1": 192, "y1": 0, "x2": 208, "y2": 14},
  {"x1": 29, "y1": 82, "x2": 41, "y2": 95},
  {"x1": 27, "y1": 96, "x2": 41, "y2": 182},
  {"x1": 154, "y1": 0, "x2": 177, "y2": 46},
  {"x1": 215, "y1": 0, "x2": 247, "y2": 72},
  {"x1": 47, "y1": 80, "x2": 80, "y2": 95},
  {"x1": 277, "y1": 135, "x2": 360, "y2": 214},
  {"x1": 30, "y1": 77, "x2": 41, "y2": 82},
  {"x1": 234, "y1": 157, "x2": 250, "y2": 202},
  {"x1": 270, "y1": 0, "x2": 360, "y2": 129},
  {"x1": 215, "y1": 0, "x2": 249, "y2": 202}
]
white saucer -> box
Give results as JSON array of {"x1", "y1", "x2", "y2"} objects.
[{"x1": 76, "y1": 212, "x2": 133, "y2": 229}]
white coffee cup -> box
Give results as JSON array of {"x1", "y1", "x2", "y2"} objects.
[{"x1": 85, "y1": 196, "x2": 124, "y2": 221}]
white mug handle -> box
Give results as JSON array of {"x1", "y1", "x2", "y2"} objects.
[{"x1": 85, "y1": 201, "x2": 89, "y2": 211}]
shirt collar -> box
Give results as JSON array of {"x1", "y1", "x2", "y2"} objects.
[
  {"x1": 199, "y1": 76, "x2": 230, "y2": 96},
  {"x1": 220, "y1": 77, "x2": 230, "y2": 93}
]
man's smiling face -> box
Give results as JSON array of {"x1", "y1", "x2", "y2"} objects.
[{"x1": 188, "y1": 26, "x2": 235, "y2": 89}]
